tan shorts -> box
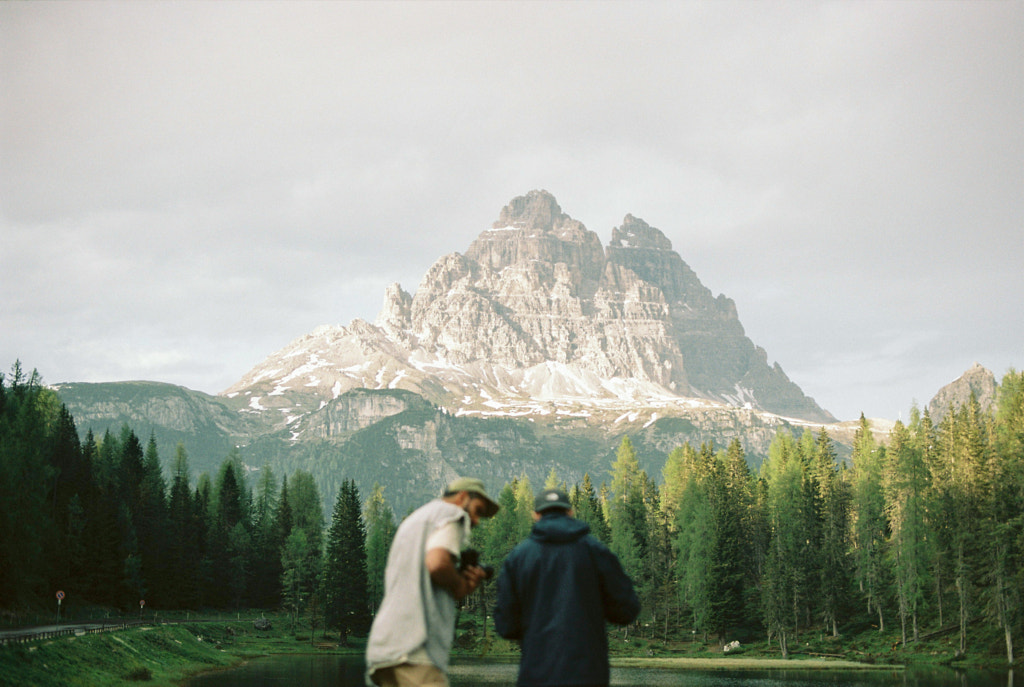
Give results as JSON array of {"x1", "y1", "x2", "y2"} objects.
[{"x1": 370, "y1": 662, "x2": 449, "y2": 687}]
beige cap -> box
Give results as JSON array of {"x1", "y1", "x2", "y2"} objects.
[{"x1": 445, "y1": 477, "x2": 500, "y2": 517}]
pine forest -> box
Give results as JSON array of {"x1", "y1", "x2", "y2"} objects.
[{"x1": 1, "y1": 361, "x2": 1022, "y2": 664}]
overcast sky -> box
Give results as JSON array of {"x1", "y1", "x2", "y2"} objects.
[{"x1": 2, "y1": 1, "x2": 1021, "y2": 422}]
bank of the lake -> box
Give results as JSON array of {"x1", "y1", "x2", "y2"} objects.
[
  {"x1": 0, "y1": 619, "x2": 365, "y2": 687},
  {"x1": 612, "y1": 656, "x2": 897, "y2": 671},
  {"x1": 185, "y1": 654, "x2": 1015, "y2": 687},
  {"x1": 1, "y1": 615, "x2": 1017, "y2": 687}
]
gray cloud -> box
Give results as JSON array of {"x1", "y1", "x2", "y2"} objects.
[{"x1": 3, "y1": 0, "x2": 1021, "y2": 421}]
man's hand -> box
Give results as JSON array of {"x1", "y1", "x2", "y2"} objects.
[
  {"x1": 425, "y1": 547, "x2": 488, "y2": 601},
  {"x1": 458, "y1": 565, "x2": 488, "y2": 600}
]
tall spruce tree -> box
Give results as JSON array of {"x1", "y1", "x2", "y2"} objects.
[
  {"x1": 289, "y1": 470, "x2": 324, "y2": 603},
  {"x1": 571, "y1": 473, "x2": 609, "y2": 544},
  {"x1": 363, "y1": 483, "x2": 396, "y2": 613},
  {"x1": 675, "y1": 467, "x2": 715, "y2": 639},
  {"x1": 988, "y1": 370, "x2": 1024, "y2": 664},
  {"x1": 883, "y1": 419, "x2": 932, "y2": 644},
  {"x1": 250, "y1": 466, "x2": 283, "y2": 608},
  {"x1": 324, "y1": 479, "x2": 369, "y2": 639},
  {"x1": 714, "y1": 439, "x2": 755, "y2": 639},
  {"x1": 138, "y1": 434, "x2": 169, "y2": 605},
  {"x1": 166, "y1": 444, "x2": 199, "y2": 608},
  {"x1": 0, "y1": 365, "x2": 55, "y2": 605},
  {"x1": 609, "y1": 436, "x2": 646, "y2": 585},
  {"x1": 811, "y1": 429, "x2": 850, "y2": 637},
  {"x1": 850, "y1": 416, "x2": 889, "y2": 631},
  {"x1": 760, "y1": 431, "x2": 805, "y2": 653},
  {"x1": 482, "y1": 482, "x2": 522, "y2": 568}
]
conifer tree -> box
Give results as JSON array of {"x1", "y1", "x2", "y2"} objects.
[
  {"x1": 883, "y1": 420, "x2": 932, "y2": 644},
  {"x1": 760, "y1": 431, "x2": 805, "y2": 651},
  {"x1": 48, "y1": 403, "x2": 85, "y2": 586},
  {"x1": 482, "y1": 482, "x2": 522, "y2": 567},
  {"x1": 714, "y1": 439, "x2": 755, "y2": 638},
  {"x1": 138, "y1": 434, "x2": 169, "y2": 605},
  {"x1": 288, "y1": 470, "x2": 324, "y2": 602},
  {"x1": 0, "y1": 365, "x2": 55, "y2": 604},
  {"x1": 811, "y1": 429, "x2": 850, "y2": 637},
  {"x1": 324, "y1": 479, "x2": 369, "y2": 639},
  {"x1": 544, "y1": 467, "x2": 565, "y2": 489},
  {"x1": 608, "y1": 436, "x2": 646, "y2": 584},
  {"x1": 675, "y1": 468, "x2": 714, "y2": 638},
  {"x1": 115, "y1": 429, "x2": 147, "y2": 605},
  {"x1": 364, "y1": 483, "x2": 396, "y2": 613},
  {"x1": 250, "y1": 466, "x2": 283, "y2": 608},
  {"x1": 281, "y1": 528, "x2": 312, "y2": 630},
  {"x1": 934, "y1": 397, "x2": 988, "y2": 654},
  {"x1": 571, "y1": 473, "x2": 609, "y2": 544},
  {"x1": 513, "y1": 475, "x2": 535, "y2": 540},
  {"x1": 988, "y1": 370, "x2": 1024, "y2": 664},
  {"x1": 850, "y1": 416, "x2": 889, "y2": 631}
]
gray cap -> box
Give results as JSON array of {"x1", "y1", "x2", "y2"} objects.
[{"x1": 534, "y1": 487, "x2": 571, "y2": 512}]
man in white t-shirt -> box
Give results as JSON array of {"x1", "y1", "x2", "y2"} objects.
[{"x1": 365, "y1": 477, "x2": 499, "y2": 687}]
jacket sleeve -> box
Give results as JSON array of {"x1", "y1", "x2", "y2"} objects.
[
  {"x1": 493, "y1": 557, "x2": 523, "y2": 640},
  {"x1": 592, "y1": 540, "x2": 641, "y2": 625}
]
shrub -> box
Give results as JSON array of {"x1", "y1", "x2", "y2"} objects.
[{"x1": 125, "y1": 666, "x2": 153, "y2": 681}]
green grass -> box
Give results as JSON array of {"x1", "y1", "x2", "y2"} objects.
[
  {"x1": 0, "y1": 624, "x2": 232, "y2": 687},
  {"x1": 3, "y1": 611, "x2": 1016, "y2": 686},
  {"x1": 449, "y1": 611, "x2": 1019, "y2": 669},
  {"x1": 0, "y1": 614, "x2": 366, "y2": 687}
]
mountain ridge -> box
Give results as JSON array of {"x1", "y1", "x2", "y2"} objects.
[
  {"x1": 224, "y1": 190, "x2": 835, "y2": 436},
  {"x1": 67, "y1": 190, "x2": 1014, "y2": 511}
]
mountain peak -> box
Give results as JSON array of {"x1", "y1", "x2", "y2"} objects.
[
  {"x1": 228, "y1": 190, "x2": 836, "y2": 424},
  {"x1": 928, "y1": 363, "x2": 997, "y2": 422},
  {"x1": 609, "y1": 214, "x2": 673, "y2": 251},
  {"x1": 492, "y1": 189, "x2": 566, "y2": 232}
]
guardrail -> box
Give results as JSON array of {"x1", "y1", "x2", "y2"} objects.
[{"x1": 0, "y1": 620, "x2": 144, "y2": 646}]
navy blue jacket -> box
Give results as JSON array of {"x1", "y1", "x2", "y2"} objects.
[{"x1": 494, "y1": 512, "x2": 640, "y2": 687}]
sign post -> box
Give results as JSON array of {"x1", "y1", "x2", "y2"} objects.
[
  {"x1": 139, "y1": 599, "x2": 145, "y2": 622},
  {"x1": 56, "y1": 590, "x2": 65, "y2": 625}
]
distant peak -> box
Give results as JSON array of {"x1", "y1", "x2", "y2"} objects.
[
  {"x1": 492, "y1": 190, "x2": 565, "y2": 232},
  {"x1": 608, "y1": 214, "x2": 673, "y2": 251}
]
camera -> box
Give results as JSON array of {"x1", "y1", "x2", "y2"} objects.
[{"x1": 460, "y1": 548, "x2": 494, "y2": 579}]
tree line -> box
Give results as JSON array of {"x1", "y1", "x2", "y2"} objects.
[
  {"x1": 451, "y1": 370, "x2": 1023, "y2": 665},
  {"x1": 1, "y1": 361, "x2": 1021, "y2": 663},
  {"x1": 0, "y1": 362, "x2": 386, "y2": 639}
]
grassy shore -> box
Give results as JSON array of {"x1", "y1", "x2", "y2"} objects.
[
  {"x1": 0, "y1": 617, "x2": 363, "y2": 687},
  {"x1": 610, "y1": 656, "x2": 898, "y2": 670},
  {"x1": 1, "y1": 611, "x2": 1016, "y2": 686},
  {"x1": 458, "y1": 612, "x2": 1017, "y2": 670}
]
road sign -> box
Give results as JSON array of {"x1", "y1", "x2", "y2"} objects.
[
  {"x1": 140, "y1": 600, "x2": 145, "y2": 608},
  {"x1": 56, "y1": 590, "x2": 65, "y2": 601}
]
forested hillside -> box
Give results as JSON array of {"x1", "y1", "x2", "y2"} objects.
[{"x1": 2, "y1": 361, "x2": 1021, "y2": 664}]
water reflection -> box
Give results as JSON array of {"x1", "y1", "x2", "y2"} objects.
[{"x1": 186, "y1": 654, "x2": 1015, "y2": 687}]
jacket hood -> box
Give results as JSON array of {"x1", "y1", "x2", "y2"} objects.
[{"x1": 530, "y1": 512, "x2": 591, "y2": 544}]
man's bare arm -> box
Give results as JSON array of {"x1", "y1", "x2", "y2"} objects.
[{"x1": 425, "y1": 547, "x2": 486, "y2": 601}]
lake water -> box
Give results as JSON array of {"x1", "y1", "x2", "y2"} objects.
[{"x1": 186, "y1": 654, "x2": 1017, "y2": 687}]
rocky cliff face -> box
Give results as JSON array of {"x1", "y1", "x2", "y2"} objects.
[
  {"x1": 227, "y1": 190, "x2": 834, "y2": 428},
  {"x1": 55, "y1": 381, "x2": 260, "y2": 476},
  {"x1": 928, "y1": 362, "x2": 997, "y2": 422}
]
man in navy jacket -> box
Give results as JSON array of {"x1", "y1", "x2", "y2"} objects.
[{"x1": 494, "y1": 488, "x2": 640, "y2": 687}]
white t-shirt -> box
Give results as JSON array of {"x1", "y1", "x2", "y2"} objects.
[
  {"x1": 425, "y1": 519, "x2": 467, "y2": 557},
  {"x1": 406, "y1": 517, "x2": 470, "y2": 665}
]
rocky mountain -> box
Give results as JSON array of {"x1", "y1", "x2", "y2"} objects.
[
  {"x1": 927, "y1": 362, "x2": 998, "y2": 423},
  {"x1": 225, "y1": 190, "x2": 834, "y2": 439},
  {"x1": 57, "y1": 190, "x2": 866, "y2": 512},
  {"x1": 54, "y1": 381, "x2": 257, "y2": 475},
  {"x1": 58, "y1": 379, "x2": 854, "y2": 514}
]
